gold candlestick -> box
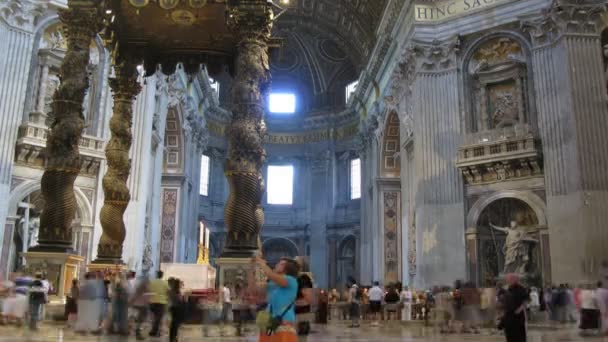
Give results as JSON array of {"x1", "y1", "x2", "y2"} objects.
[{"x1": 197, "y1": 244, "x2": 209, "y2": 265}]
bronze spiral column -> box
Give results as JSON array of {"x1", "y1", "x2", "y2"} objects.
[
  {"x1": 32, "y1": 1, "x2": 104, "y2": 253},
  {"x1": 94, "y1": 54, "x2": 141, "y2": 264},
  {"x1": 222, "y1": 1, "x2": 274, "y2": 257}
]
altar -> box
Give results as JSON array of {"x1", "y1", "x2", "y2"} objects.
[{"x1": 160, "y1": 262, "x2": 216, "y2": 290}]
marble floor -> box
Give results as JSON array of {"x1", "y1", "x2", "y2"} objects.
[{"x1": 0, "y1": 322, "x2": 604, "y2": 342}]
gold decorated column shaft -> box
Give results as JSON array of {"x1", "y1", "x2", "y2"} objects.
[
  {"x1": 34, "y1": 1, "x2": 104, "y2": 252},
  {"x1": 95, "y1": 56, "x2": 141, "y2": 264},
  {"x1": 222, "y1": 1, "x2": 274, "y2": 256}
]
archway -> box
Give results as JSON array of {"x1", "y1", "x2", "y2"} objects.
[
  {"x1": 474, "y1": 197, "x2": 541, "y2": 285},
  {"x1": 337, "y1": 236, "x2": 356, "y2": 287},
  {"x1": 5, "y1": 181, "x2": 92, "y2": 273},
  {"x1": 262, "y1": 238, "x2": 299, "y2": 267}
]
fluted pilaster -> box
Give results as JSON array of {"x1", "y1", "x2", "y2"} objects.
[
  {"x1": 408, "y1": 37, "x2": 466, "y2": 287},
  {"x1": 33, "y1": 1, "x2": 104, "y2": 252},
  {"x1": 95, "y1": 55, "x2": 141, "y2": 264},
  {"x1": 523, "y1": 0, "x2": 608, "y2": 282}
]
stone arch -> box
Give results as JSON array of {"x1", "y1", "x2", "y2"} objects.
[
  {"x1": 337, "y1": 235, "x2": 357, "y2": 285},
  {"x1": 380, "y1": 110, "x2": 401, "y2": 177},
  {"x1": 8, "y1": 180, "x2": 93, "y2": 226},
  {"x1": 466, "y1": 190, "x2": 547, "y2": 230},
  {"x1": 262, "y1": 237, "x2": 299, "y2": 266},
  {"x1": 461, "y1": 31, "x2": 536, "y2": 133}
]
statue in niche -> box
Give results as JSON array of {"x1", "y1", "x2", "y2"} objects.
[
  {"x1": 47, "y1": 30, "x2": 66, "y2": 50},
  {"x1": 490, "y1": 212, "x2": 537, "y2": 275},
  {"x1": 28, "y1": 216, "x2": 40, "y2": 248},
  {"x1": 490, "y1": 89, "x2": 519, "y2": 128}
]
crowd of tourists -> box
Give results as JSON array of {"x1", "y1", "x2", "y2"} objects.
[{"x1": 1, "y1": 263, "x2": 607, "y2": 342}]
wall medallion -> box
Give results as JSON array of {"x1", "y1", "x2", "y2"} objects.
[
  {"x1": 171, "y1": 10, "x2": 196, "y2": 25},
  {"x1": 160, "y1": 0, "x2": 180, "y2": 10}
]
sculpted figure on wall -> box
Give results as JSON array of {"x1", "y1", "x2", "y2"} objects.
[{"x1": 490, "y1": 212, "x2": 538, "y2": 275}]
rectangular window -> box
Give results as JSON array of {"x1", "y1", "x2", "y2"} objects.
[
  {"x1": 267, "y1": 165, "x2": 294, "y2": 205},
  {"x1": 269, "y1": 93, "x2": 296, "y2": 114},
  {"x1": 200, "y1": 155, "x2": 210, "y2": 196},
  {"x1": 350, "y1": 158, "x2": 361, "y2": 200},
  {"x1": 345, "y1": 81, "x2": 358, "y2": 104}
]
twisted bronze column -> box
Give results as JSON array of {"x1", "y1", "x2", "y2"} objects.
[
  {"x1": 222, "y1": 1, "x2": 274, "y2": 257},
  {"x1": 94, "y1": 55, "x2": 141, "y2": 264},
  {"x1": 33, "y1": 1, "x2": 104, "y2": 253}
]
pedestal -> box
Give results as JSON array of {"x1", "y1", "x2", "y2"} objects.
[
  {"x1": 215, "y1": 257, "x2": 262, "y2": 302},
  {"x1": 86, "y1": 263, "x2": 127, "y2": 275},
  {"x1": 160, "y1": 263, "x2": 216, "y2": 290},
  {"x1": 21, "y1": 252, "x2": 84, "y2": 304}
]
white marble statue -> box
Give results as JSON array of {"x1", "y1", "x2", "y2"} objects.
[
  {"x1": 490, "y1": 215, "x2": 537, "y2": 275},
  {"x1": 28, "y1": 216, "x2": 40, "y2": 248}
]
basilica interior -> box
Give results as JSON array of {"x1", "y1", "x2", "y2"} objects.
[{"x1": 0, "y1": 0, "x2": 607, "y2": 295}]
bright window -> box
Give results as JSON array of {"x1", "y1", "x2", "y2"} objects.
[
  {"x1": 269, "y1": 93, "x2": 296, "y2": 114},
  {"x1": 209, "y1": 77, "x2": 220, "y2": 99},
  {"x1": 267, "y1": 165, "x2": 294, "y2": 205},
  {"x1": 345, "y1": 81, "x2": 358, "y2": 104},
  {"x1": 350, "y1": 158, "x2": 361, "y2": 200},
  {"x1": 199, "y1": 155, "x2": 210, "y2": 196}
]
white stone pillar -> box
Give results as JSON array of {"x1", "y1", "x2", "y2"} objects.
[
  {"x1": 410, "y1": 38, "x2": 466, "y2": 288},
  {"x1": 0, "y1": 3, "x2": 44, "y2": 273},
  {"x1": 122, "y1": 74, "x2": 156, "y2": 270},
  {"x1": 523, "y1": 1, "x2": 608, "y2": 283}
]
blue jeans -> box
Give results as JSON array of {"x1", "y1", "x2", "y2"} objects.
[{"x1": 112, "y1": 299, "x2": 128, "y2": 334}]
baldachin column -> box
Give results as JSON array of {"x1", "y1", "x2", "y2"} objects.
[
  {"x1": 94, "y1": 54, "x2": 141, "y2": 264},
  {"x1": 33, "y1": 1, "x2": 104, "y2": 252}
]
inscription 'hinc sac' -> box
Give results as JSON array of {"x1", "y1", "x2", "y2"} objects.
[{"x1": 415, "y1": 0, "x2": 508, "y2": 21}]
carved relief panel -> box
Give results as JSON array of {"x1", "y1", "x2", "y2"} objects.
[
  {"x1": 468, "y1": 38, "x2": 530, "y2": 133},
  {"x1": 383, "y1": 191, "x2": 401, "y2": 284}
]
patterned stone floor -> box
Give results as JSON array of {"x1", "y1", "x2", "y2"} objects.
[{"x1": 0, "y1": 321, "x2": 602, "y2": 341}]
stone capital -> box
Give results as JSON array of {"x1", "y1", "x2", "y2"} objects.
[
  {"x1": 411, "y1": 36, "x2": 461, "y2": 73},
  {"x1": 521, "y1": 0, "x2": 607, "y2": 47},
  {"x1": 0, "y1": 0, "x2": 47, "y2": 31}
]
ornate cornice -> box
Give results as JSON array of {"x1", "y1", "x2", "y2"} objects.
[
  {"x1": 521, "y1": 0, "x2": 607, "y2": 47},
  {"x1": 0, "y1": 0, "x2": 47, "y2": 31}
]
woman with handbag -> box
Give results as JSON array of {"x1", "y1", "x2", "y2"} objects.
[{"x1": 252, "y1": 255, "x2": 300, "y2": 342}]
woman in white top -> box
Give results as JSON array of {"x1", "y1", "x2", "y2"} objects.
[
  {"x1": 400, "y1": 287, "x2": 413, "y2": 321},
  {"x1": 579, "y1": 284, "x2": 600, "y2": 335}
]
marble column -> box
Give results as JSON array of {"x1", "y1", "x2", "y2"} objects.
[
  {"x1": 33, "y1": 1, "x2": 105, "y2": 253},
  {"x1": 95, "y1": 54, "x2": 141, "y2": 264},
  {"x1": 309, "y1": 151, "x2": 331, "y2": 289},
  {"x1": 410, "y1": 38, "x2": 466, "y2": 288},
  {"x1": 523, "y1": 1, "x2": 608, "y2": 283},
  {"x1": 0, "y1": 0, "x2": 45, "y2": 265},
  {"x1": 122, "y1": 72, "x2": 156, "y2": 269}
]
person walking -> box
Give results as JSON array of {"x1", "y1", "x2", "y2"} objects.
[
  {"x1": 110, "y1": 273, "x2": 129, "y2": 336},
  {"x1": 596, "y1": 281, "x2": 608, "y2": 335},
  {"x1": 27, "y1": 279, "x2": 47, "y2": 331},
  {"x1": 368, "y1": 281, "x2": 383, "y2": 327},
  {"x1": 168, "y1": 278, "x2": 186, "y2": 342},
  {"x1": 148, "y1": 270, "x2": 169, "y2": 338},
  {"x1": 294, "y1": 261, "x2": 314, "y2": 338},
  {"x1": 400, "y1": 286, "x2": 413, "y2": 321},
  {"x1": 130, "y1": 276, "x2": 150, "y2": 340},
  {"x1": 579, "y1": 284, "x2": 600, "y2": 336},
  {"x1": 499, "y1": 274, "x2": 529, "y2": 342},
  {"x1": 66, "y1": 279, "x2": 79, "y2": 328},
  {"x1": 348, "y1": 284, "x2": 361, "y2": 328},
  {"x1": 75, "y1": 273, "x2": 101, "y2": 334},
  {"x1": 220, "y1": 282, "x2": 232, "y2": 336}
]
